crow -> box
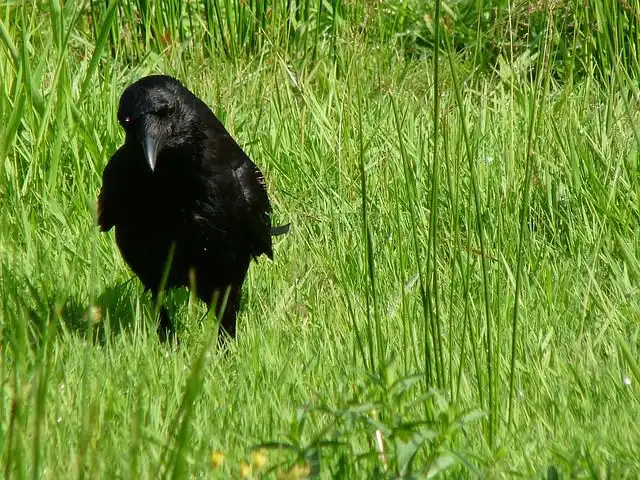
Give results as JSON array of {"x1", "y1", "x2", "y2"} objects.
[{"x1": 97, "y1": 74, "x2": 288, "y2": 342}]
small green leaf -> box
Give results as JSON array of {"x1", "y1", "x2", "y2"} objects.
[
  {"x1": 426, "y1": 452, "x2": 456, "y2": 478},
  {"x1": 397, "y1": 429, "x2": 438, "y2": 475}
]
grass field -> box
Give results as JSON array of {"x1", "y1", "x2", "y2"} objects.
[{"x1": 1, "y1": 1, "x2": 640, "y2": 478}]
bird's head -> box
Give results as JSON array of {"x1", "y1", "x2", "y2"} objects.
[{"x1": 117, "y1": 75, "x2": 196, "y2": 172}]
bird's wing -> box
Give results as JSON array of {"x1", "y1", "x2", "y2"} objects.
[
  {"x1": 97, "y1": 147, "x2": 127, "y2": 232},
  {"x1": 230, "y1": 154, "x2": 274, "y2": 259}
]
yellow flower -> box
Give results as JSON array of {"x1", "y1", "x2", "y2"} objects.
[
  {"x1": 210, "y1": 450, "x2": 224, "y2": 469},
  {"x1": 276, "y1": 463, "x2": 312, "y2": 480},
  {"x1": 85, "y1": 305, "x2": 103, "y2": 325},
  {"x1": 251, "y1": 450, "x2": 268, "y2": 470},
  {"x1": 239, "y1": 461, "x2": 252, "y2": 478}
]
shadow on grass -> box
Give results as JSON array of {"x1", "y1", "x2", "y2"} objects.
[
  {"x1": 61, "y1": 283, "x2": 216, "y2": 345},
  {"x1": 60, "y1": 280, "x2": 144, "y2": 344},
  {"x1": 0, "y1": 257, "x2": 234, "y2": 350},
  {"x1": 0, "y1": 278, "x2": 146, "y2": 351}
]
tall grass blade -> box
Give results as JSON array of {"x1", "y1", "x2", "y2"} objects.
[
  {"x1": 79, "y1": 0, "x2": 119, "y2": 103},
  {"x1": 443, "y1": 31, "x2": 493, "y2": 447}
]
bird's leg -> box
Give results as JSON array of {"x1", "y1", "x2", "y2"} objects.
[
  {"x1": 157, "y1": 305, "x2": 176, "y2": 343},
  {"x1": 152, "y1": 292, "x2": 176, "y2": 343},
  {"x1": 207, "y1": 285, "x2": 242, "y2": 347},
  {"x1": 222, "y1": 285, "x2": 244, "y2": 337},
  {"x1": 219, "y1": 300, "x2": 237, "y2": 340}
]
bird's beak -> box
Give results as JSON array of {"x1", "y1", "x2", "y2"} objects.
[
  {"x1": 136, "y1": 121, "x2": 166, "y2": 172},
  {"x1": 142, "y1": 134, "x2": 163, "y2": 171}
]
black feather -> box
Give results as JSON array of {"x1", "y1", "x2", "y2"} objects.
[
  {"x1": 270, "y1": 224, "x2": 291, "y2": 236},
  {"x1": 98, "y1": 74, "x2": 286, "y2": 342}
]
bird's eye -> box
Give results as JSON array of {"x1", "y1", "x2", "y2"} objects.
[
  {"x1": 123, "y1": 116, "x2": 135, "y2": 127},
  {"x1": 156, "y1": 105, "x2": 173, "y2": 118}
]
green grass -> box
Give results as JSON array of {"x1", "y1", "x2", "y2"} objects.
[{"x1": 1, "y1": 1, "x2": 640, "y2": 478}]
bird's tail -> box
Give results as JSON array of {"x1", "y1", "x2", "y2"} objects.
[{"x1": 271, "y1": 223, "x2": 291, "y2": 236}]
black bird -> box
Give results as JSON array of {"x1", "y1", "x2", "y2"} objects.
[{"x1": 97, "y1": 74, "x2": 288, "y2": 342}]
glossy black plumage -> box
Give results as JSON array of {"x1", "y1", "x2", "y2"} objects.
[{"x1": 98, "y1": 74, "x2": 286, "y2": 342}]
